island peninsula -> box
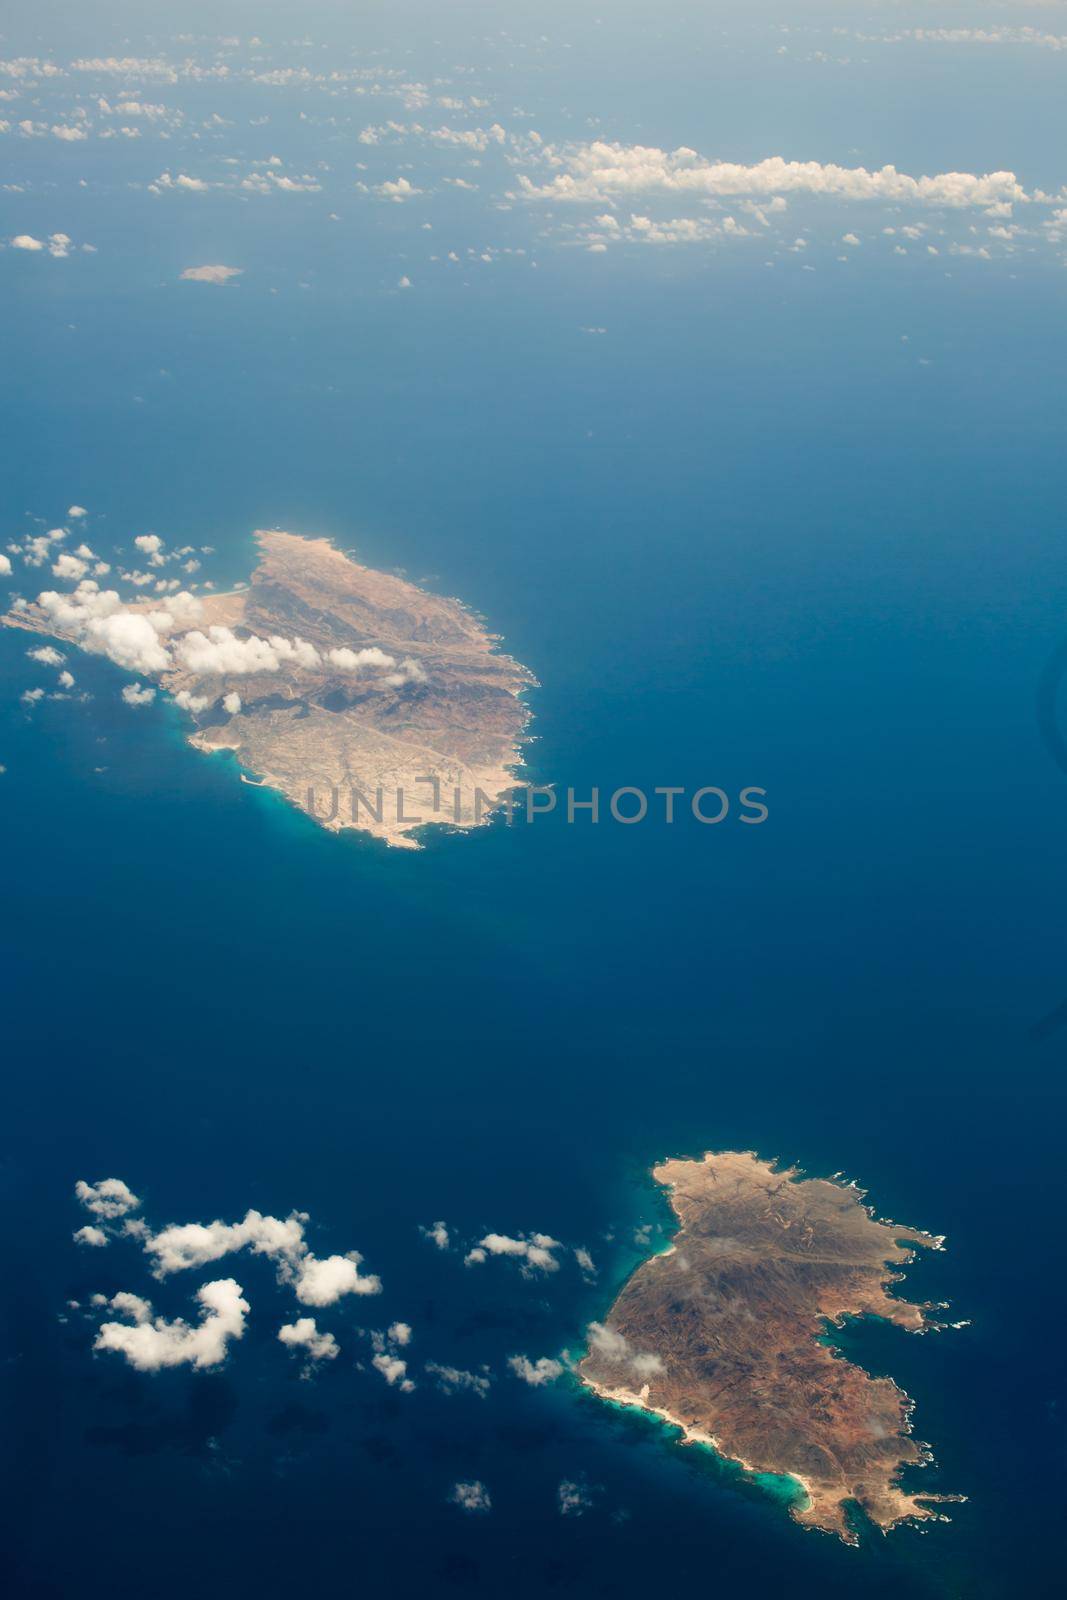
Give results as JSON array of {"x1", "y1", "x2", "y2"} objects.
[
  {"x1": 580, "y1": 1150, "x2": 958, "y2": 1544},
  {"x1": 4, "y1": 530, "x2": 534, "y2": 848}
]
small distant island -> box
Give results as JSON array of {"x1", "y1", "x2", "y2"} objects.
[
  {"x1": 5, "y1": 530, "x2": 535, "y2": 849},
  {"x1": 581, "y1": 1150, "x2": 959, "y2": 1544}
]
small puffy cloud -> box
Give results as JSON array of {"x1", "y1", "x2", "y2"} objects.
[
  {"x1": 508, "y1": 1354, "x2": 564, "y2": 1386},
  {"x1": 57, "y1": 670, "x2": 75, "y2": 689},
  {"x1": 397, "y1": 275, "x2": 412, "y2": 289},
  {"x1": 0, "y1": 553, "x2": 11, "y2": 576},
  {"x1": 372, "y1": 1351, "x2": 413, "y2": 1388},
  {"x1": 52, "y1": 552, "x2": 88, "y2": 580},
  {"x1": 134, "y1": 533, "x2": 163, "y2": 556},
  {"x1": 574, "y1": 1247, "x2": 597, "y2": 1278},
  {"x1": 449, "y1": 1481, "x2": 491, "y2": 1514},
  {"x1": 76, "y1": 1177, "x2": 140, "y2": 1219},
  {"x1": 122, "y1": 682, "x2": 156, "y2": 706},
  {"x1": 326, "y1": 645, "x2": 395, "y2": 673},
  {"x1": 388, "y1": 1321, "x2": 412, "y2": 1346},
  {"x1": 28, "y1": 646, "x2": 65, "y2": 665},
  {"x1": 180, "y1": 264, "x2": 243, "y2": 284},
  {"x1": 11, "y1": 234, "x2": 44, "y2": 250},
  {"x1": 68, "y1": 505, "x2": 88, "y2": 518},
  {"x1": 425, "y1": 1362, "x2": 491, "y2": 1398},
  {"x1": 420, "y1": 1220, "x2": 450, "y2": 1250},
  {"x1": 173, "y1": 690, "x2": 209, "y2": 712},
  {"x1": 464, "y1": 1231, "x2": 562, "y2": 1274},
  {"x1": 222, "y1": 691, "x2": 242, "y2": 714},
  {"x1": 20, "y1": 688, "x2": 45, "y2": 705},
  {"x1": 93, "y1": 1278, "x2": 249, "y2": 1371},
  {"x1": 294, "y1": 1251, "x2": 381, "y2": 1306},
  {"x1": 51, "y1": 125, "x2": 87, "y2": 141},
  {"x1": 278, "y1": 1317, "x2": 339, "y2": 1363},
  {"x1": 73, "y1": 1225, "x2": 108, "y2": 1248},
  {"x1": 374, "y1": 177, "x2": 421, "y2": 202},
  {"x1": 842, "y1": 232, "x2": 861, "y2": 246}
]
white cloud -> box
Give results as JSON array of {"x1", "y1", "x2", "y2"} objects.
[
  {"x1": 152, "y1": 171, "x2": 210, "y2": 192},
  {"x1": 68, "y1": 505, "x2": 87, "y2": 518},
  {"x1": 34, "y1": 583, "x2": 176, "y2": 674},
  {"x1": 508, "y1": 1354, "x2": 564, "y2": 1386},
  {"x1": 143, "y1": 1206, "x2": 381, "y2": 1306},
  {"x1": 134, "y1": 534, "x2": 163, "y2": 556},
  {"x1": 180, "y1": 264, "x2": 243, "y2": 284},
  {"x1": 464, "y1": 1231, "x2": 562, "y2": 1274},
  {"x1": 449, "y1": 1481, "x2": 491, "y2": 1513},
  {"x1": 58, "y1": 670, "x2": 75, "y2": 689},
  {"x1": 294, "y1": 1252, "x2": 381, "y2": 1306},
  {"x1": 889, "y1": 27, "x2": 1067, "y2": 52},
  {"x1": 11, "y1": 233, "x2": 43, "y2": 250},
  {"x1": 222, "y1": 691, "x2": 242, "y2": 714},
  {"x1": 388, "y1": 1320, "x2": 412, "y2": 1346},
  {"x1": 28, "y1": 645, "x2": 65, "y2": 665},
  {"x1": 420, "y1": 1220, "x2": 451, "y2": 1250},
  {"x1": 425, "y1": 1362, "x2": 492, "y2": 1398},
  {"x1": 573, "y1": 1247, "x2": 597, "y2": 1278},
  {"x1": 374, "y1": 177, "x2": 421, "y2": 202},
  {"x1": 51, "y1": 125, "x2": 87, "y2": 142},
  {"x1": 173, "y1": 689, "x2": 210, "y2": 712},
  {"x1": 0, "y1": 553, "x2": 11, "y2": 576},
  {"x1": 76, "y1": 1177, "x2": 141, "y2": 1219},
  {"x1": 327, "y1": 645, "x2": 395, "y2": 673},
  {"x1": 122, "y1": 682, "x2": 156, "y2": 706},
  {"x1": 372, "y1": 1351, "x2": 412, "y2": 1387},
  {"x1": 278, "y1": 1316, "x2": 339, "y2": 1362},
  {"x1": 52, "y1": 552, "x2": 88, "y2": 580},
  {"x1": 73, "y1": 1225, "x2": 108, "y2": 1248},
  {"x1": 586, "y1": 1320, "x2": 664, "y2": 1375},
  {"x1": 94, "y1": 1278, "x2": 249, "y2": 1371},
  {"x1": 517, "y1": 141, "x2": 1029, "y2": 210}
]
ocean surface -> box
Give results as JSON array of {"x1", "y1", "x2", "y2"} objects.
[{"x1": 3, "y1": 9, "x2": 1067, "y2": 1597}]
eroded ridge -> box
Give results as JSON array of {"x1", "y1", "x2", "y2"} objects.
[
  {"x1": 580, "y1": 1150, "x2": 959, "y2": 1543},
  {"x1": 6, "y1": 530, "x2": 535, "y2": 848}
]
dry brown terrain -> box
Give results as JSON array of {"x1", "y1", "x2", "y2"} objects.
[
  {"x1": 580, "y1": 1150, "x2": 958, "y2": 1543},
  {"x1": 6, "y1": 530, "x2": 535, "y2": 848}
]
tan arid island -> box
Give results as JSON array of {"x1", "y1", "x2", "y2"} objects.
[
  {"x1": 5, "y1": 530, "x2": 535, "y2": 849},
  {"x1": 581, "y1": 1151, "x2": 960, "y2": 1544}
]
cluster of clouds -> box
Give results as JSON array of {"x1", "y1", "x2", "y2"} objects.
[
  {"x1": 72, "y1": 1177, "x2": 382, "y2": 1372},
  {"x1": 516, "y1": 141, "x2": 1031, "y2": 211},
  {"x1": 3, "y1": 526, "x2": 428, "y2": 702},
  {"x1": 5, "y1": 232, "x2": 93, "y2": 258},
  {"x1": 421, "y1": 1216, "x2": 597, "y2": 1280},
  {"x1": 878, "y1": 27, "x2": 1067, "y2": 53},
  {"x1": 369, "y1": 1321, "x2": 415, "y2": 1390}
]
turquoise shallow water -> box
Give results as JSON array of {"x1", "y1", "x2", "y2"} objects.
[{"x1": 2, "y1": 10, "x2": 1067, "y2": 1596}]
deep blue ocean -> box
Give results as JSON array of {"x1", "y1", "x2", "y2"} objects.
[{"x1": 2, "y1": 7, "x2": 1067, "y2": 1597}]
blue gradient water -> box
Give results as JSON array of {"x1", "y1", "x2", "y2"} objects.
[{"x1": 3, "y1": 10, "x2": 1067, "y2": 1598}]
